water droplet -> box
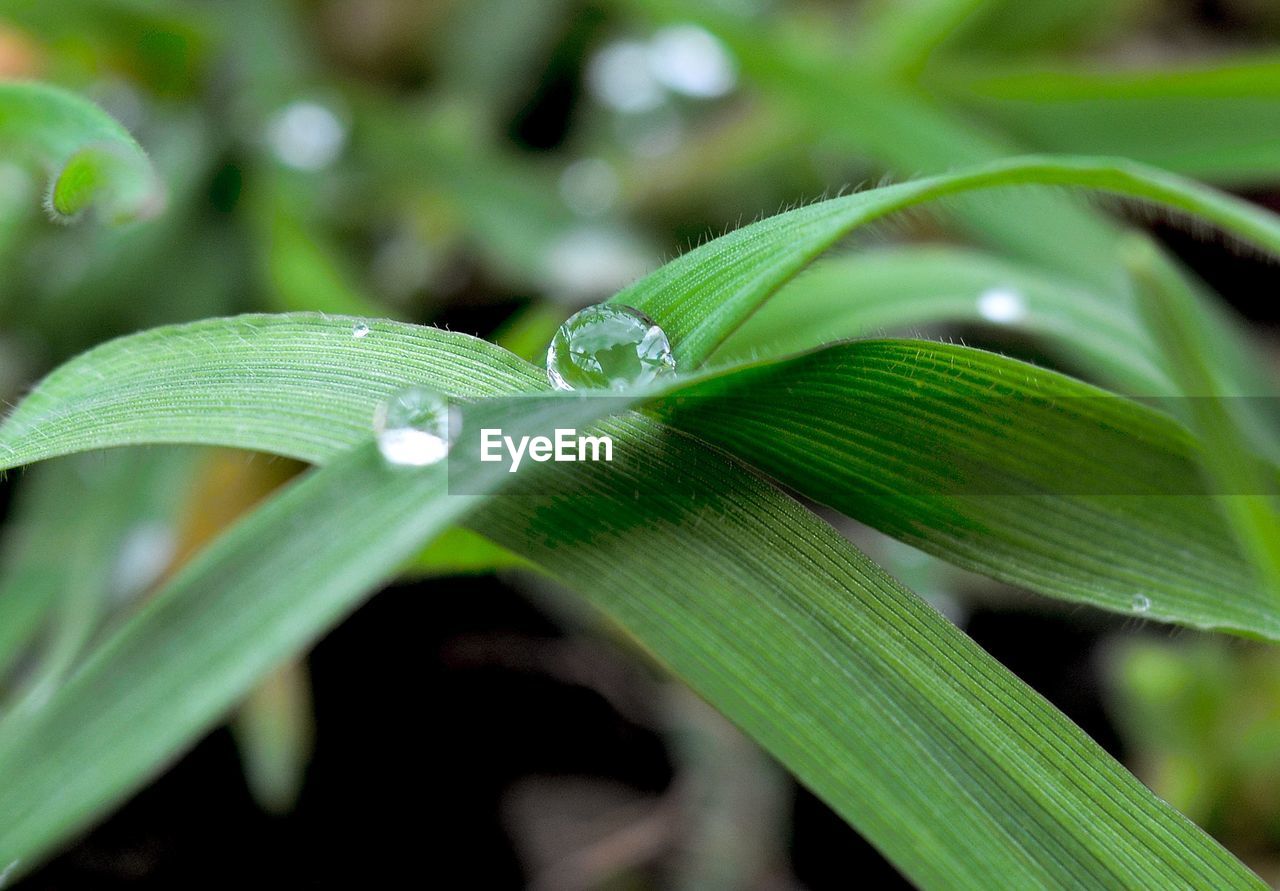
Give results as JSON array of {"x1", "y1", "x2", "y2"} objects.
[
  {"x1": 648, "y1": 25, "x2": 736, "y2": 99},
  {"x1": 352, "y1": 321, "x2": 370, "y2": 338},
  {"x1": 542, "y1": 227, "x2": 654, "y2": 299},
  {"x1": 1131, "y1": 593, "x2": 1151, "y2": 613},
  {"x1": 977, "y1": 288, "x2": 1028, "y2": 324},
  {"x1": 546, "y1": 304, "x2": 677, "y2": 391},
  {"x1": 373, "y1": 387, "x2": 458, "y2": 467},
  {"x1": 0, "y1": 859, "x2": 19, "y2": 887},
  {"x1": 559, "y1": 158, "x2": 620, "y2": 217},
  {"x1": 587, "y1": 40, "x2": 666, "y2": 113},
  {"x1": 266, "y1": 101, "x2": 346, "y2": 171},
  {"x1": 110, "y1": 522, "x2": 175, "y2": 602}
]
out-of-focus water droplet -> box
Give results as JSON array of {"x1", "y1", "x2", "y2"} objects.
[
  {"x1": 546, "y1": 303, "x2": 677, "y2": 391},
  {"x1": 648, "y1": 25, "x2": 736, "y2": 98},
  {"x1": 352, "y1": 321, "x2": 370, "y2": 338},
  {"x1": 266, "y1": 101, "x2": 346, "y2": 171},
  {"x1": 1131, "y1": 593, "x2": 1151, "y2": 613},
  {"x1": 977, "y1": 288, "x2": 1027, "y2": 324},
  {"x1": 560, "y1": 158, "x2": 620, "y2": 217},
  {"x1": 542, "y1": 227, "x2": 654, "y2": 300},
  {"x1": 587, "y1": 40, "x2": 666, "y2": 113},
  {"x1": 373, "y1": 386, "x2": 457, "y2": 467},
  {"x1": 110, "y1": 522, "x2": 176, "y2": 602},
  {"x1": 0, "y1": 859, "x2": 20, "y2": 887}
]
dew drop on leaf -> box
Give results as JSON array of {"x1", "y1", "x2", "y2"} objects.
[
  {"x1": 1131, "y1": 593, "x2": 1151, "y2": 613},
  {"x1": 352, "y1": 321, "x2": 370, "y2": 338},
  {"x1": 546, "y1": 303, "x2": 677, "y2": 391},
  {"x1": 373, "y1": 386, "x2": 457, "y2": 467}
]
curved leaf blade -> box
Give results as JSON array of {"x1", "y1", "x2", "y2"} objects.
[
  {"x1": 612, "y1": 154, "x2": 1280, "y2": 366},
  {"x1": 658, "y1": 339, "x2": 1280, "y2": 639},
  {"x1": 0, "y1": 81, "x2": 165, "y2": 223},
  {"x1": 0, "y1": 314, "x2": 541, "y2": 469},
  {"x1": 469, "y1": 413, "x2": 1265, "y2": 890},
  {"x1": 0, "y1": 318, "x2": 1265, "y2": 887},
  {"x1": 713, "y1": 245, "x2": 1168, "y2": 393},
  {"x1": 935, "y1": 57, "x2": 1280, "y2": 184},
  {"x1": 0, "y1": 392, "x2": 620, "y2": 870},
  {"x1": 1, "y1": 314, "x2": 1274, "y2": 639}
]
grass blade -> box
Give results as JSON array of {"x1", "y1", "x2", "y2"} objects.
[
  {"x1": 469, "y1": 412, "x2": 1266, "y2": 890},
  {"x1": 0, "y1": 392, "x2": 625, "y2": 870},
  {"x1": 935, "y1": 57, "x2": 1280, "y2": 184},
  {"x1": 2, "y1": 314, "x2": 1273, "y2": 639},
  {"x1": 659, "y1": 339, "x2": 1280, "y2": 638},
  {"x1": 611, "y1": 154, "x2": 1280, "y2": 366},
  {"x1": 0, "y1": 81, "x2": 164, "y2": 223},
  {"x1": 713, "y1": 245, "x2": 1167, "y2": 393},
  {"x1": 1124, "y1": 237, "x2": 1280, "y2": 600},
  {"x1": 0, "y1": 320, "x2": 1265, "y2": 886}
]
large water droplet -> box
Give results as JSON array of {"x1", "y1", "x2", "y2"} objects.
[
  {"x1": 546, "y1": 304, "x2": 677, "y2": 391},
  {"x1": 1131, "y1": 593, "x2": 1152, "y2": 613},
  {"x1": 373, "y1": 387, "x2": 457, "y2": 467}
]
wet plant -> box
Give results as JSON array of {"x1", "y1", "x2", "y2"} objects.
[{"x1": 0, "y1": 3, "x2": 1279, "y2": 888}]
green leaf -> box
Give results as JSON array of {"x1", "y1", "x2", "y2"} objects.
[
  {"x1": 610, "y1": 154, "x2": 1280, "y2": 367},
  {"x1": 0, "y1": 391, "x2": 625, "y2": 869},
  {"x1": 713, "y1": 245, "x2": 1168, "y2": 393},
  {"x1": 935, "y1": 57, "x2": 1280, "y2": 184},
  {"x1": 0, "y1": 314, "x2": 1259, "y2": 885},
  {"x1": 1124, "y1": 237, "x2": 1280, "y2": 599},
  {"x1": 656, "y1": 338, "x2": 1280, "y2": 640},
  {"x1": 853, "y1": 0, "x2": 993, "y2": 75},
  {"x1": 0, "y1": 314, "x2": 541, "y2": 468},
  {"x1": 0, "y1": 449, "x2": 195, "y2": 691},
  {"x1": 0, "y1": 81, "x2": 165, "y2": 223},
  {"x1": 469, "y1": 412, "x2": 1267, "y2": 890},
  {"x1": 3, "y1": 313, "x2": 1275, "y2": 641}
]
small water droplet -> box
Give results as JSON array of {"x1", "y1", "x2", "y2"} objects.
[
  {"x1": 352, "y1": 321, "x2": 370, "y2": 338},
  {"x1": 266, "y1": 100, "x2": 346, "y2": 171},
  {"x1": 1131, "y1": 593, "x2": 1151, "y2": 613},
  {"x1": 373, "y1": 387, "x2": 458, "y2": 467},
  {"x1": 547, "y1": 304, "x2": 677, "y2": 391},
  {"x1": 977, "y1": 288, "x2": 1027, "y2": 324}
]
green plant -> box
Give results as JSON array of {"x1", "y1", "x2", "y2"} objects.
[
  {"x1": 2, "y1": 1, "x2": 1280, "y2": 886},
  {"x1": 0, "y1": 70, "x2": 1278, "y2": 888}
]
